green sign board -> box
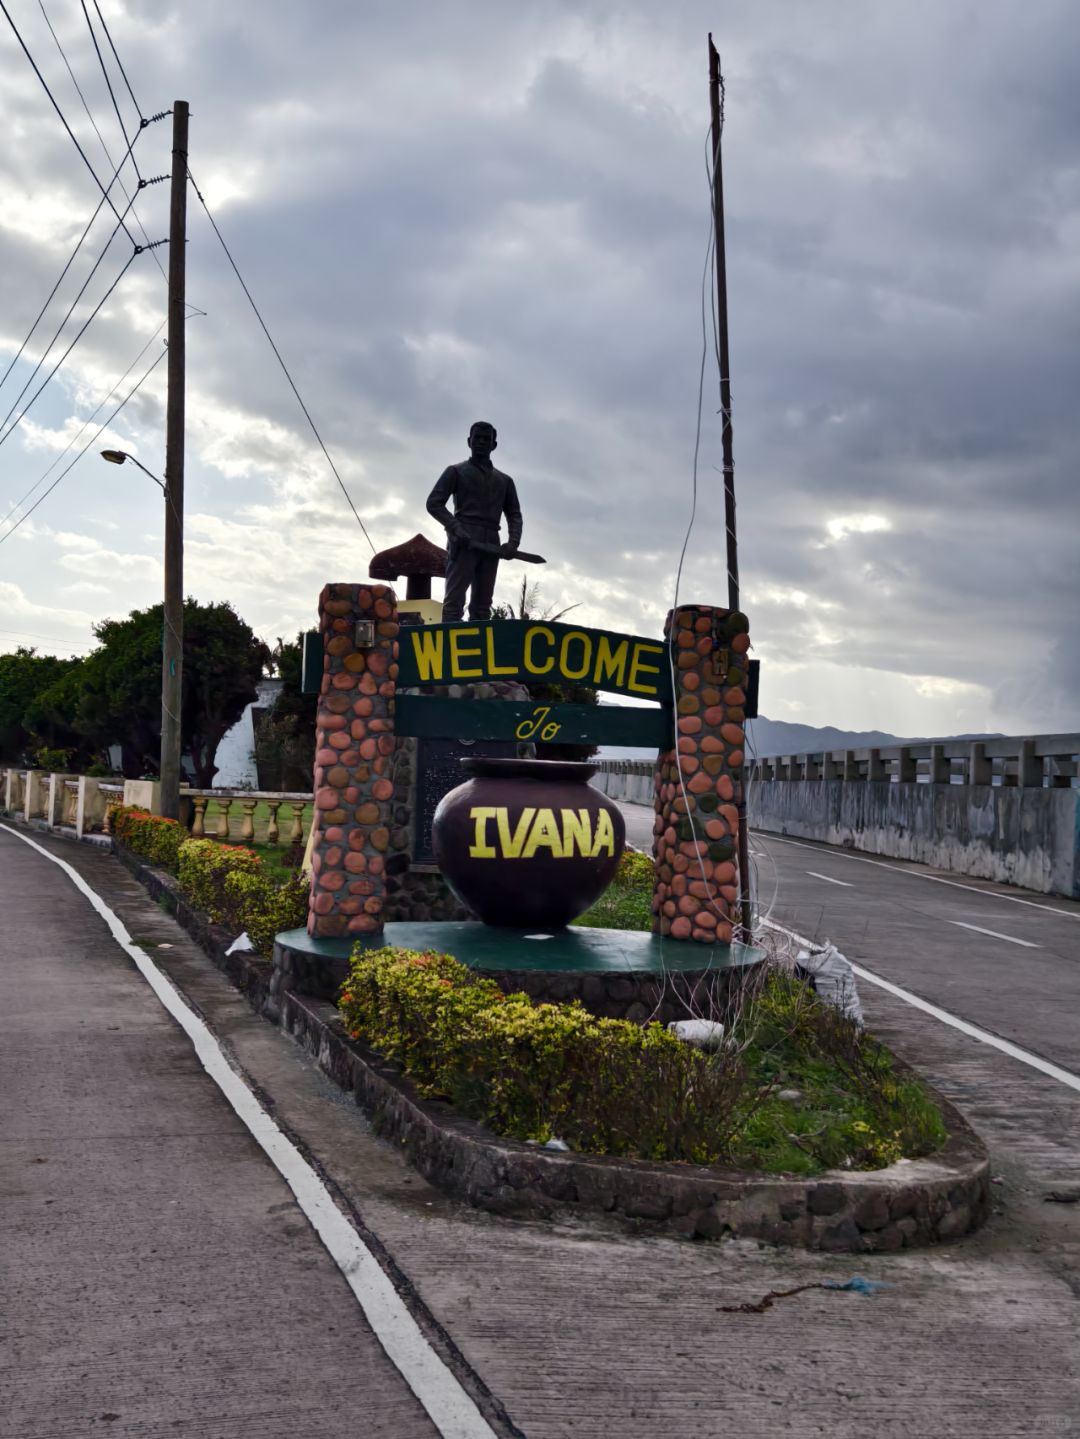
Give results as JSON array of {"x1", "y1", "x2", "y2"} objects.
[
  {"x1": 397, "y1": 619, "x2": 672, "y2": 703},
  {"x1": 395, "y1": 695, "x2": 672, "y2": 749}
]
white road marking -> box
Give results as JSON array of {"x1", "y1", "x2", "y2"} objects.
[
  {"x1": 949, "y1": 920, "x2": 1040, "y2": 949},
  {"x1": 806, "y1": 870, "x2": 854, "y2": 887},
  {"x1": 756, "y1": 832, "x2": 1080, "y2": 920},
  {"x1": 0, "y1": 824, "x2": 497, "y2": 1439},
  {"x1": 759, "y1": 916, "x2": 1080, "y2": 1095}
]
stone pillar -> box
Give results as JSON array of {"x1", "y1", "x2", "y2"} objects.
[
  {"x1": 651, "y1": 605, "x2": 750, "y2": 944},
  {"x1": 308, "y1": 583, "x2": 399, "y2": 940}
]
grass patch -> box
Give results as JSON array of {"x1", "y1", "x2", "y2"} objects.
[{"x1": 574, "y1": 848, "x2": 653, "y2": 931}]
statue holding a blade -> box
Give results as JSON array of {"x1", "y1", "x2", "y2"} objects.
[{"x1": 426, "y1": 420, "x2": 544, "y2": 623}]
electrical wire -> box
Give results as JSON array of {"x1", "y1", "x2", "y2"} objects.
[
  {"x1": 0, "y1": 344, "x2": 166, "y2": 548},
  {"x1": 187, "y1": 167, "x2": 378, "y2": 555},
  {"x1": 0, "y1": 189, "x2": 109, "y2": 399},
  {"x1": 78, "y1": 0, "x2": 134, "y2": 174},
  {"x1": 0, "y1": 321, "x2": 166, "y2": 533},
  {"x1": 37, "y1": 0, "x2": 168, "y2": 284},
  {"x1": 0, "y1": 0, "x2": 139, "y2": 248},
  {"x1": 89, "y1": 0, "x2": 142, "y2": 124},
  {"x1": 0, "y1": 218, "x2": 139, "y2": 449}
]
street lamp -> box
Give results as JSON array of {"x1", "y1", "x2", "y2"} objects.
[
  {"x1": 100, "y1": 448, "x2": 184, "y2": 819},
  {"x1": 100, "y1": 449, "x2": 167, "y2": 492}
]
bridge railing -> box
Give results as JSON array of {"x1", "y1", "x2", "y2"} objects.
[{"x1": 747, "y1": 734, "x2": 1079, "y2": 789}]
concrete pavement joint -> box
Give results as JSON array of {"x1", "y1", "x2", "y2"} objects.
[
  {"x1": 0, "y1": 822, "x2": 499, "y2": 1439},
  {"x1": 759, "y1": 916, "x2": 1080, "y2": 1095}
]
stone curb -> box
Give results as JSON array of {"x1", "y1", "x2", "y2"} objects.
[{"x1": 114, "y1": 841, "x2": 990, "y2": 1251}]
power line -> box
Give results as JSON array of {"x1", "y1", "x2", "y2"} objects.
[
  {"x1": 90, "y1": 0, "x2": 142, "y2": 123},
  {"x1": 0, "y1": 322, "x2": 166, "y2": 532},
  {"x1": 36, "y1": 0, "x2": 167, "y2": 284},
  {"x1": 0, "y1": 0, "x2": 139, "y2": 247},
  {"x1": 0, "y1": 189, "x2": 109, "y2": 399},
  {"x1": 0, "y1": 213, "x2": 140, "y2": 448},
  {"x1": 78, "y1": 0, "x2": 139, "y2": 181},
  {"x1": 0, "y1": 626, "x2": 92, "y2": 650},
  {"x1": 0, "y1": 344, "x2": 167, "y2": 548},
  {"x1": 187, "y1": 167, "x2": 378, "y2": 555}
]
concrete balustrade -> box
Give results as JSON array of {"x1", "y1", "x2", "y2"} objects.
[{"x1": 0, "y1": 767, "x2": 313, "y2": 849}]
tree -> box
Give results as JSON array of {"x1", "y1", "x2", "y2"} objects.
[
  {"x1": 71, "y1": 600, "x2": 269, "y2": 785},
  {"x1": 0, "y1": 648, "x2": 83, "y2": 763},
  {"x1": 254, "y1": 634, "x2": 317, "y2": 790}
]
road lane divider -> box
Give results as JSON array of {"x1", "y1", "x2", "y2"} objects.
[
  {"x1": 806, "y1": 871, "x2": 854, "y2": 887},
  {"x1": 949, "y1": 920, "x2": 1040, "y2": 949}
]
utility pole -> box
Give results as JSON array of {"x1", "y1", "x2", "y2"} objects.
[
  {"x1": 160, "y1": 100, "x2": 188, "y2": 820},
  {"x1": 707, "y1": 38, "x2": 753, "y2": 944}
]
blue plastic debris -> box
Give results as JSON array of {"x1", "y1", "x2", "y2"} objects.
[{"x1": 822, "y1": 1276, "x2": 891, "y2": 1295}]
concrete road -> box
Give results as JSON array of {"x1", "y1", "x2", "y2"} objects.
[
  {"x1": 4, "y1": 820, "x2": 1080, "y2": 1437},
  {"x1": 0, "y1": 826, "x2": 441, "y2": 1439}
]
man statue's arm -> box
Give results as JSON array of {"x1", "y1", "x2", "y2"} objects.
[
  {"x1": 502, "y1": 477, "x2": 523, "y2": 555},
  {"x1": 426, "y1": 466, "x2": 467, "y2": 540}
]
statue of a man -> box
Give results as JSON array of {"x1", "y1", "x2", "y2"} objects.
[{"x1": 426, "y1": 420, "x2": 523, "y2": 623}]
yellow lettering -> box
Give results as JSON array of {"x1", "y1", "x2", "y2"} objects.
[
  {"x1": 593, "y1": 635, "x2": 629, "y2": 690},
  {"x1": 515, "y1": 706, "x2": 550, "y2": 740},
  {"x1": 561, "y1": 808, "x2": 593, "y2": 856},
  {"x1": 558, "y1": 630, "x2": 592, "y2": 681},
  {"x1": 520, "y1": 808, "x2": 565, "y2": 859},
  {"x1": 628, "y1": 642, "x2": 664, "y2": 697},
  {"x1": 449, "y1": 626, "x2": 482, "y2": 678},
  {"x1": 468, "y1": 807, "x2": 498, "y2": 858},
  {"x1": 409, "y1": 628, "x2": 444, "y2": 682},
  {"x1": 540, "y1": 721, "x2": 560, "y2": 740},
  {"x1": 523, "y1": 625, "x2": 555, "y2": 675},
  {"x1": 485, "y1": 626, "x2": 517, "y2": 676},
  {"x1": 590, "y1": 808, "x2": 616, "y2": 858},
  {"x1": 496, "y1": 807, "x2": 536, "y2": 859}
]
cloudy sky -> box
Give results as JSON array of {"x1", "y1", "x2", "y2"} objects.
[{"x1": 1, "y1": 0, "x2": 1077, "y2": 739}]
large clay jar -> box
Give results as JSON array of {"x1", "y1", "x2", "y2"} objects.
[{"x1": 433, "y1": 758, "x2": 626, "y2": 929}]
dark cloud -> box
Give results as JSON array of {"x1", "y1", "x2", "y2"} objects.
[{"x1": 1, "y1": 0, "x2": 1077, "y2": 731}]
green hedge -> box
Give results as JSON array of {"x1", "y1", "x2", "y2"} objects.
[
  {"x1": 110, "y1": 805, "x2": 187, "y2": 871},
  {"x1": 110, "y1": 806, "x2": 308, "y2": 958},
  {"x1": 339, "y1": 947, "x2": 746, "y2": 1162}
]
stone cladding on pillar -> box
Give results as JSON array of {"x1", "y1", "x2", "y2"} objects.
[
  {"x1": 651, "y1": 605, "x2": 751, "y2": 943},
  {"x1": 308, "y1": 583, "x2": 400, "y2": 940}
]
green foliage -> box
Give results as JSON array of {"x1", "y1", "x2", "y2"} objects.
[
  {"x1": 222, "y1": 869, "x2": 309, "y2": 956},
  {"x1": 339, "y1": 950, "x2": 946, "y2": 1174},
  {"x1": 575, "y1": 847, "x2": 654, "y2": 930},
  {"x1": 0, "y1": 647, "x2": 83, "y2": 762},
  {"x1": 176, "y1": 837, "x2": 262, "y2": 922},
  {"x1": 341, "y1": 947, "x2": 747, "y2": 1162},
  {"x1": 110, "y1": 805, "x2": 187, "y2": 871},
  {"x1": 173, "y1": 835, "x2": 307, "y2": 956},
  {"x1": 33, "y1": 745, "x2": 73, "y2": 771},
  {"x1": 254, "y1": 634, "x2": 317, "y2": 789},
  {"x1": 729, "y1": 972, "x2": 947, "y2": 1173}
]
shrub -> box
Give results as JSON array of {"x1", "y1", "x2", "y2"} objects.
[
  {"x1": 223, "y1": 869, "x2": 309, "y2": 957},
  {"x1": 111, "y1": 805, "x2": 186, "y2": 871},
  {"x1": 340, "y1": 947, "x2": 746, "y2": 1162},
  {"x1": 33, "y1": 745, "x2": 73, "y2": 771},
  {"x1": 177, "y1": 837, "x2": 262, "y2": 927}
]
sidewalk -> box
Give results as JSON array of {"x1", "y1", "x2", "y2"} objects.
[{"x1": 0, "y1": 825, "x2": 439, "y2": 1439}]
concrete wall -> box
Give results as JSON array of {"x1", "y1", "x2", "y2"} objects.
[
  {"x1": 749, "y1": 780, "x2": 1080, "y2": 899},
  {"x1": 592, "y1": 766, "x2": 653, "y2": 807}
]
